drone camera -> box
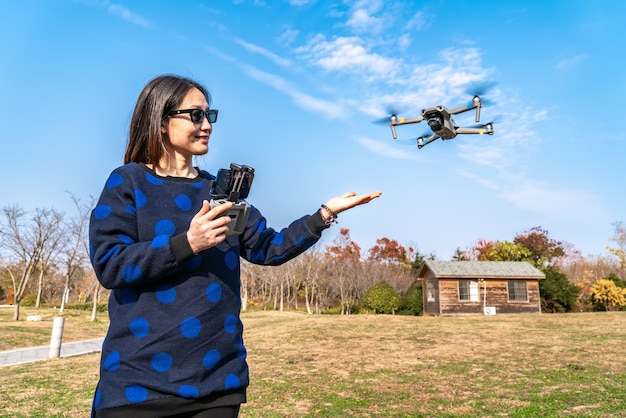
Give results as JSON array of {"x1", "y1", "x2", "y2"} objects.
[{"x1": 424, "y1": 111, "x2": 444, "y2": 131}]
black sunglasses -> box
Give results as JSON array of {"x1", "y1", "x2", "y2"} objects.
[{"x1": 166, "y1": 108, "x2": 218, "y2": 124}]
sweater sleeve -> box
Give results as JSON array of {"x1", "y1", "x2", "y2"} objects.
[
  {"x1": 238, "y1": 205, "x2": 326, "y2": 266},
  {"x1": 88, "y1": 169, "x2": 181, "y2": 289}
]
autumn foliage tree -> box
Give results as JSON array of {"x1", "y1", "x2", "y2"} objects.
[
  {"x1": 466, "y1": 239, "x2": 532, "y2": 262},
  {"x1": 325, "y1": 228, "x2": 362, "y2": 314},
  {"x1": 367, "y1": 237, "x2": 412, "y2": 267},
  {"x1": 590, "y1": 278, "x2": 626, "y2": 311},
  {"x1": 606, "y1": 221, "x2": 626, "y2": 279},
  {"x1": 514, "y1": 226, "x2": 565, "y2": 268}
]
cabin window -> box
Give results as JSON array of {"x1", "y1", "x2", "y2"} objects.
[
  {"x1": 459, "y1": 280, "x2": 479, "y2": 302},
  {"x1": 508, "y1": 280, "x2": 528, "y2": 302},
  {"x1": 426, "y1": 280, "x2": 436, "y2": 302}
]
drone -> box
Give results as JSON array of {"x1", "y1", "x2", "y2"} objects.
[{"x1": 379, "y1": 95, "x2": 495, "y2": 149}]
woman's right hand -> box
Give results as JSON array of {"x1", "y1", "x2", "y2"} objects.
[{"x1": 186, "y1": 200, "x2": 233, "y2": 254}]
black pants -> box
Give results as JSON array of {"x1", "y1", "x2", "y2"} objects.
[
  {"x1": 172, "y1": 405, "x2": 240, "y2": 418},
  {"x1": 96, "y1": 404, "x2": 240, "y2": 418}
]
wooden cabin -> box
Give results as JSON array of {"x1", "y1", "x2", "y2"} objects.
[{"x1": 418, "y1": 260, "x2": 545, "y2": 316}]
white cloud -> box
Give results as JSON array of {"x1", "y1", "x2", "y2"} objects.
[
  {"x1": 346, "y1": 3, "x2": 385, "y2": 34},
  {"x1": 556, "y1": 53, "x2": 588, "y2": 70},
  {"x1": 405, "y1": 11, "x2": 428, "y2": 31},
  {"x1": 234, "y1": 38, "x2": 292, "y2": 68},
  {"x1": 295, "y1": 35, "x2": 400, "y2": 81},
  {"x1": 106, "y1": 3, "x2": 151, "y2": 27},
  {"x1": 241, "y1": 65, "x2": 344, "y2": 118},
  {"x1": 499, "y1": 181, "x2": 604, "y2": 221}
]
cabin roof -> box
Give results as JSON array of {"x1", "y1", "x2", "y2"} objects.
[{"x1": 419, "y1": 260, "x2": 545, "y2": 279}]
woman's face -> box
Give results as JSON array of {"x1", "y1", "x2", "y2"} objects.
[{"x1": 161, "y1": 87, "x2": 212, "y2": 160}]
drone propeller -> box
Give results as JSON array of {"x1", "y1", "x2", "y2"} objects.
[
  {"x1": 464, "y1": 80, "x2": 498, "y2": 97},
  {"x1": 372, "y1": 105, "x2": 409, "y2": 125}
]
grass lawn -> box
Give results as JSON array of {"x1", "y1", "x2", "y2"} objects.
[{"x1": 1, "y1": 307, "x2": 625, "y2": 417}]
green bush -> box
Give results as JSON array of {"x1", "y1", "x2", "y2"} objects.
[
  {"x1": 362, "y1": 281, "x2": 402, "y2": 314},
  {"x1": 399, "y1": 283, "x2": 423, "y2": 316},
  {"x1": 539, "y1": 266, "x2": 581, "y2": 313},
  {"x1": 64, "y1": 302, "x2": 108, "y2": 312},
  {"x1": 20, "y1": 294, "x2": 41, "y2": 306}
]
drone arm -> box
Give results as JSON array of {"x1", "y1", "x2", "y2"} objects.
[
  {"x1": 448, "y1": 104, "x2": 476, "y2": 116},
  {"x1": 456, "y1": 125, "x2": 493, "y2": 135},
  {"x1": 389, "y1": 115, "x2": 424, "y2": 139},
  {"x1": 391, "y1": 115, "x2": 424, "y2": 127},
  {"x1": 417, "y1": 134, "x2": 439, "y2": 149}
]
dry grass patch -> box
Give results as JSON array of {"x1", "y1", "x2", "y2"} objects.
[
  {"x1": 0, "y1": 306, "x2": 109, "y2": 351},
  {"x1": 1, "y1": 309, "x2": 625, "y2": 417}
]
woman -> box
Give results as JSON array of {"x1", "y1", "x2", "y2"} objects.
[{"x1": 89, "y1": 74, "x2": 381, "y2": 417}]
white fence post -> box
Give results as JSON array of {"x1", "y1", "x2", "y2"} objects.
[{"x1": 48, "y1": 316, "x2": 65, "y2": 359}]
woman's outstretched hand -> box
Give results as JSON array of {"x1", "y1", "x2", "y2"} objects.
[{"x1": 323, "y1": 191, "x2": 382, "y2": 217}]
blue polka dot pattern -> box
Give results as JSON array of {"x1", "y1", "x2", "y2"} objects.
[
  {"x1": 106, "y1": 173, "x2": 124, "y2": 188},
  {"x1": 151, "y1": 235, "x2": 169, "y2": 249},
  {"x1": 155, "y1": 219, "x2": 176, "y2": 236},
  {"x1": 181, "y1": 317, "x2": 201, "y2": 338},
  {"x1": 135, "y1": 189, "x2": 147, "y2": 208},
  {"x1": 146, "y1": 172, "x2": 164, "y2": 185},
  {"x1": 206, "y1": 283, "x2": 222, "y2": 303},
  {"x1": 272, "y1": 231, "x2": 285, "y2": 245},
  {"x1": 90, "y1": 163, "x2": 324, "y2": 410},
  {"x1": 103, "y1": 351, "x2": 120, "y2": 371},
  {"x1": 121, "y1": 264, "x2": 142, "y2": 283},
  {"x1": 224, "y1": 374, "x2": 241, "y2": 390},
  {"x1": 224, "y1": 314, "x2": 237, "y2": 334},
  {"x1": 99, "y1": 244, "x2": 120, "y2": 263},
  {"x1": 203, "y1": 349, "x2": 220, "y2": 370},
  {"x1": 175, "y1": 194, "x2": 192, "y2": 211},
  {"x1": 178, "y1": 385, "x2": 199, "y2": 399},
  {"x1": 93, "y1": 205, "x2": 112, "y2": 220},
  {"x1": 250, "y1": 249, "x2": 265, "y2": 263},
  {"x1": 254, "y1": 219, "x2": 266, "y2": 233},
  {"x1": 156, "y1": 284, "x2": 176, "y2": 304},
  {"x1": 130, "y1": 317, "x2": 150, "y2": 338},
  {"x1": 125, "y1": 384, "x2": 149, "y2": 404},
  {"x1": 118, "y1": 234, "x2": 134, "y2": 245},
  {"x1": 225, "y1": 251, "x2": 238, "y2": 270},
  {"x1": 237, "y1": 342, "x2": 247, "y2": 359},
  {"x1": 151, "y1": 352, "x2": 173, "y2": 372}
]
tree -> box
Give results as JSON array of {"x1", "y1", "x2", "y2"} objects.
[
  {"x1": 606, "y1": 221, "x2": 626, "y2": 279},
  {"x1": 367, "y1": 237, "x2": 412, "y2": 267},
  {"x1": 59, "y1": 195, "x2": 93, "y2": 313},
  {"x1": 451, "y1": 247, "x2": 467, "y2": 261},
  {"x1": 590, "y1": 278, "x2": 626, "y2": 311},
  {"x1": 0, "y1": 205, "x2": 64, "y2": 320},
  {"x1": 325, "y1": 228, "x2": 362, "y2": 314},
  {"x1": 362, "y1": 281, "x2": 402, "y2": 314},
  {"x1": 410, "y1": 249, "x2": 430, "y2": 276},
  {"x1": 467, "y1": 239, "x2": 532, "y2": 262},
  {"x1": 539, "y1": 266, "x2": 581, "y2": 313},
  {"x1": 399, "y1": 282, "x2": 423, "y2": 316},
  {"x1": 514, "y1": 226, "x2": 565, "y2": 268}
]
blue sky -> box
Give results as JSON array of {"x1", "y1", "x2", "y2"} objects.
[{"x1": 0, "y1": 0, "x2": 624, "y2": 260}]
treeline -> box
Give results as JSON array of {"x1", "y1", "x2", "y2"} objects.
[{"x1": 1, "y1": 198, "x2": 625, "y2": 320}]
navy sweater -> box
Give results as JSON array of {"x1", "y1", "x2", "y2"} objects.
[{"x1": 89, "y1": 163, "x2": 324, "y2": 412}]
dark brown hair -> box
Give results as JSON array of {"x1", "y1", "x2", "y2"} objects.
[{"x1": 124, "y1": 74, "x2": 211, "y2": 164}]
